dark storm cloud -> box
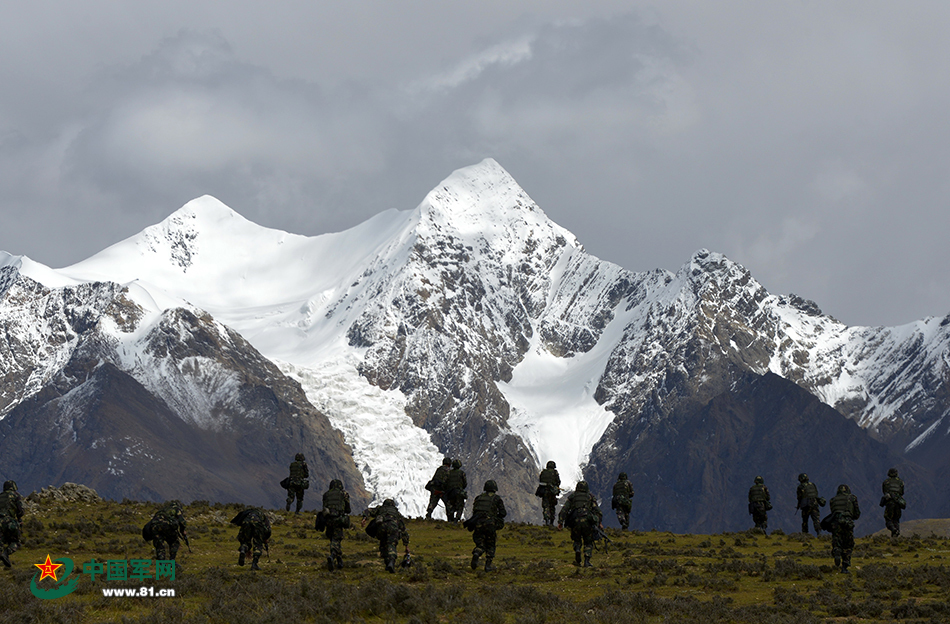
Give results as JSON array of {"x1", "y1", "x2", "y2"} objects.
[{"x1": 1, "y1": 4, "x2": 949, "y2": 327}]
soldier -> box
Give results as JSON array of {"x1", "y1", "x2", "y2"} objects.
[
  {"x1": 881, "y1": 467, "x2": 906, "y2": 537},
  {"x1": 425, "y1": 457, "x2": 453, "y2": 520},
  {"x1": 536, "y1": 460, "x2": 561, "y2": 527},
  {"x1": 611, "y1": 472, "x2": 635, "y2": 531},
  {"x1": 466, "y1": 480, "x2": 507, "y2": 572},
  {"x1": 362, "y1": 499, "x2": 410, "y2": 573},
  {"x1": 444, "y1": 459, "x2": 468, "y2": 523},
  {"x1": 285, "y1": 452, "x2": 310, "y2": 513},
  {"x1": 142, "y1": 501, "x2": 188, "y2": 565},
  {"x1": 321, "y1": 479, "x2": 351, "y2": 571},
  {"x1": 230, "y1": 508, "x2": 271, "y2": 571},
  {"x1": 0, "y1": 480, "x2": 24, "y2": 568},
  {"x1": 558, "y1": 481, "x2": 603, "y2": 568},
  {"x1": 748, "y1": 476, "x2": 771, "y2": 531},
  {"x1": 826, "y1": 484, "x2": 861, "y2": 573},
  {"x1": 796, "y1": 473, "x2": 824, "y2": 535}
]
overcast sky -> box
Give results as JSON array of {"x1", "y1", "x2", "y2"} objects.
[{"x1": 1, "y1": 1, "x2": 948, "y2": 327}]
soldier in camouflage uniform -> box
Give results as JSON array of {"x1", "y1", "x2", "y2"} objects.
[
  {"x1": 0, "y1": 480, "x2": 24, "y2": 568},
  {"x1": 796, "y1": 473, "x2": 824, "y2": 535},
  {"x1": 827, "y1": 484, "x2": 861, "y2": 573},
  {"x1": 362, "y1": 499, "x2": 410, "y2": 573},
  {"x1": 881, "y1": 468, "x2": 905, "y2": 537},
  {"x1": 466, "y1": 480, "x2": 507, "y2": 572},
  {"x1": 285, "y1": 453, "x2": 310, "y2": 513},
  {"x1": 231, "y1": 508, "x2": 271, "y2": 570},
  {"x1": 558, "y1": 481, "x2": 603, "y2": 568},
  {"x1": 536, "y1": 461, "x2": 560, "y2": 527},
  {"x1": 425, "y1": 457, "x2": 452, "y2": 520},
  {"x1": 142, "y1": 501, "x2": 188, "y2": 564},
  {"x1": 444, "y1": 459, "x2": 468, "y2": 523},
  {"x1": 611, "y1": 472, "x2": 635, "y2": 531},
  {"x1": 748, "y1": 476, "x2": 771, "y2": 530},
  {"x1": 321, "y1": 479, "x2": 351, "y2": 571}
]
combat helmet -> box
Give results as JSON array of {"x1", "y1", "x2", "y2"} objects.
[
  {"x1": 295, "y1": 453, "x2": 305, "y2": 462},
  {"x1": 837, "y1": 484, "x2": 850, "y2": 495},
  {"x1": 2, "y1": 480, "x2": 16, "y2": 492},
  {"x1": 546, "y1": 460, "x2": 556, "y2": 469},
  {"x1": 383, "y1": 498, "x2": 396, "y2": 507},
  {"x1": 443, "y1": 456, "x2": 452, "y2": 466},
  {"x1": 452, "y1": 459, "x2": 462, "y2": 469},
  {"x1": 484, "y1": 480, "x2": 498, "y2": 492},
  {"x1": 754, "y1": 476, "x2": 764, "y2": 485},
  {"x1": 798, "y1": 473, "x2": 808, "y2": 483},
  {"x1": 888, "y1": 468, "x2": 899, "y2": 478},
  {"x1": 618, "y1": 472, "x2": 628, "y2": 480},
  {"x1": 330, "y1": 479, "x2": 343, "y2": 490},
  {"x1": 576, "y1": 481, "x2": 589, "y2": 492}
]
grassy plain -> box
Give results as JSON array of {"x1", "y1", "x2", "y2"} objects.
[{"x1": 2, "y1": 498, "x2": 950, "y2": 623}]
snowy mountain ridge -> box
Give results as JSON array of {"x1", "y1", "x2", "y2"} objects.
[{"x1": 2, "y1": 158, "x2": 949, "y2": 520}]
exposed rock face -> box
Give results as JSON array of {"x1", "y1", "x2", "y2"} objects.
[
  {"x1": 0, "y1": 271, "x2": 367, "y2": 509},
  {"x1": 26, "y1": 482, "x2": 103, "y2": 505}
]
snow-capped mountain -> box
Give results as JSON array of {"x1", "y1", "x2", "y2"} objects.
[{"x1": 2, "y1": 158, "x2": 948, "y2": 526}]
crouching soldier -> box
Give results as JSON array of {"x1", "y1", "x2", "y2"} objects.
[
  {"x1": 558, "y1": 481, "x2": 603, "y2": 568},
  {"x1": 142, "y1": 501, "x2": 188, "y2": 566},
  {"x1": 231, "y1": 508, "x2": 271, "y2": 570},
  {"x1": 362, "y1": 499, "x2": 410, "y2": 573},
  {"x1": 0, "y1": 480, "x2": 24, "y2": 568},
  {"x1": 465, "y1": 480, "x2": 506, "y2": 572}
]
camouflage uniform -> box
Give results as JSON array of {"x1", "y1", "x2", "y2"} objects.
[
  {"x1": 881, "y1": 468, "x2": 905, "y2": 537},
  {"x1": 443, "y1": 460, "x2": 468, "y2": 523},
  {"x1": 796, "y1": 473, "x2": 823, "y2": 535},
  {"x1": 467, "y1": 481, "x2": 507, "y2": 572},
  {"x1": 748, "y1": 476, "x2": 771, "y2": 530},
  {"x1": 231, "y1": 508, "x2": 271, "y2": 570},
  {"x1": 142, "y1": 501, "x2": 188, "y2": 563},
  {"x1": 611, "y1": 472, "x2": 635, "y2": 531},
  {"x1": 425, "y1": 457, "x2": 452, "y2": 520},
  {"x1": 363, "y1": 499, "x2": 410, "y2": 573},
  {"x1": 322, "y1": 479, "x2": 351, "y2": 571},
  {"x1": 558, "y1": 481, "x2": 603, "y2": 568},
  {"x1": 285, "y1": 453, "x2": 310, "y2": 513},
  {"x1": 0, "y1": 480, "x2": 24, "y2": 568},
  {"x1": 537, "y1": 461, "x2": 560, "y2": 527},
  {"x1": 828, "y1": 484, "x2": 861, "y2": 573}
]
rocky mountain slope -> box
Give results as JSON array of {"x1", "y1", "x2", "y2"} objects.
[{"x1": 1, "y1": 159, "x2": 947, "y2": 529}]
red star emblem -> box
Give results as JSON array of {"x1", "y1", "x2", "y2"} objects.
[{"x1": 34, "y1": 555, "x2": 63, "y2": 582}]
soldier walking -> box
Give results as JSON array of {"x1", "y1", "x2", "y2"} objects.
[
  {"x1": 466, "y1": 481, "x2": 507, "y2": 572},
  {"x1": 0, "y1": 480, "x2": 24, "y2": 568},
  {"x1": 321, "y1": 479, "x2": 351, "y2": 571},
  {"x1": 284, "y1": 453, "x2": 310, "y2": 513},
  {"x1": 881, "y1": 468, "x2": 906, "y2": 537},
  {"x1": 611, "y1": 472, "x2": 634, "y2": 531},
  {"x1": 558, "y1": 481, "x2": 603, "y2": 568},
  {"x1": 142, "y1": 501, "x2": 188, "y2": 565},
  {"x1": 362, "y1": 499, "x2": 410, "y2": 573},
  {"x1": 231, "y1": 508, "x2": 271, "y2": 570},
  {"x1": 444, "y1": 459, "x2": 468, "y2": 523},
  {"x1": 425, "y1": 457, "x2": 452, "y2": 520},
  {"x1": 827, "y1": 484, "x2": 861, "y2": 573},
  {"x1": 536, "y1": 461, "x2": 560, "y2": 527},
  {"x1": 796, "y1": 473, "x2": 824, "y2": 535},
  {"x1": 748, "y1": 476, "x2": 771, "y2": 531}
]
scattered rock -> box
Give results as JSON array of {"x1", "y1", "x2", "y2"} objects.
[{"x1": 26, "y1": 482, "x2": 103, "y2": 505}]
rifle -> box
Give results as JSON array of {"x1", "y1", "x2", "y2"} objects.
[{"x1": 592, "y1": 524, "x2": 612, "y2": 554}]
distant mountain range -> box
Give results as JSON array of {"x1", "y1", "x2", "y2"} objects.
[{"x1": 2, "y1": 159, "x2": 947, "y2": 531}]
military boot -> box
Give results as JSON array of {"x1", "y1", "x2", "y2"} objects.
[
  {"x1": 0, "y1": 549, "x2": 10, "y2": 568},
  {"x1": 335, "y1": 555, "x2": 343, "y2": 570},
  {"x1": 583, "y1": 556, "x2": 593, "y2": 568},
  {"x1": 574, "y1": 552, "x2": 582, "y2": 567},
  {"x1": 251, "y1": 554, "x2": 261, "y2": 571},
  {"x1": 484, "y1": 556, "x2": 495, "y2": 572},
  {"x1": 238, "y1": 544, "x2": 247, "y2": 566},
  {"x1": 834, "y1": 557, "x2": 841, "y2": 569},
  {"x1": 385, "y1": 556, "x2": 396, "y2": 573},
  {"x1": 327, "y1": 556, "x2": 335, "y2": 571},
  {"x1": 285, "y1": 501, "x2": 292, "y2": 512},
  {"x1": 471, "y1": 551, "x2": 481, "y2": 570}
]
